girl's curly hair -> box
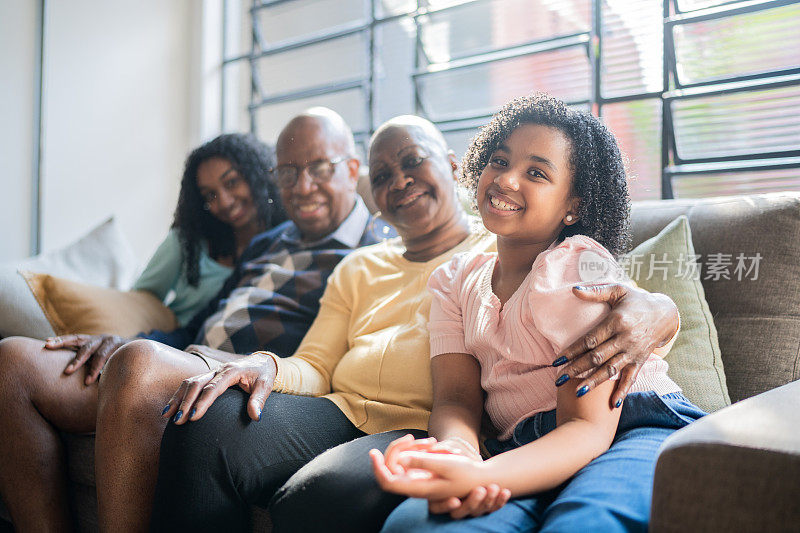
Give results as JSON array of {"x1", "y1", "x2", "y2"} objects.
[
  {"x1": 173, "y1": 133, "x2": 286, "y2": 286},
  {"x1": 462, "y1": 93, "x2": 631, "y2": 256}
]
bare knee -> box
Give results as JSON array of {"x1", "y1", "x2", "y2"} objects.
[
  {"x1": 0, "y1": 336, "x2": 46, "y2": 390},
  {"x1": 0, "y1": 336, "x2": 43, "y2": 366},
  {"x1": 98, "y1": 339, "x2": 189, "y2": 419},
  {"x1": 100, "y1": 339, "x2": 163, "y2": 387}
]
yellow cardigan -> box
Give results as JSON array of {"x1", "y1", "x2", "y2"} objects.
[
  {"x1": 258, "y1": 231, "x2": 680, "y2": 435},
  {"x1": 257, "y1": 231, "x2": 496, "y2": 435}
]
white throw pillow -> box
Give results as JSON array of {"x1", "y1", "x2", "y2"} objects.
[{"x1": 0, "y1": 217, "x2": 137, "y2": 339}]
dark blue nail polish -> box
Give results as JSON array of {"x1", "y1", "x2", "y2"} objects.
[
  {"x1": 576, "y1": 386, "x2": 590, "y2": 398},
  {"x1": 615, "y1": 399, "x2": 623, "y2": 408},
  {"x1": 552, "y1": 356, "x2": 568, "y2": 367},
  {"x1": 574, "y1": 285, "x2": 588, "y2": 291},
  {"x1": 189, "y1": 408, "x2": 196, "y2": 420},
  {"x1": 161, "y1": 405, "x2": 170, "y2": 416},
  {"x1": 257, "y1": 409, "x2": 262, "y2": 422},
  {"x1": 555, "y1": 374, "x2": 569, "y2": 387},
  {"x1": 173, "y1": 410, "x2": 183, "y2": 423}
]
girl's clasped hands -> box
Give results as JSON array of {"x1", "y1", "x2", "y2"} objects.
[{"x1": 370, "y1": 434, "x2": 511, "y2": 518}]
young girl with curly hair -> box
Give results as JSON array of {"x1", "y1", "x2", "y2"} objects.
[{"x1": 372, "y1": 94, "x2": 705, "y2": 532}]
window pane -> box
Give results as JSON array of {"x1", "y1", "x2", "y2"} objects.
[
  {"x1": 253, "y1": 88, "x2": 368, "y2": 142},
  {"x1": 602, "y1": 99, "x2": 662, "y2": 201},
  {"x1": 420, "y1": 0, "x2": 590, "y2": 63},
  {"x1": 373, "y1": 19, "x2": 416, "y2": 127},
  {"x1": 427, "y1": 0, "x2": 473, "y2": 9},
  {"x1": 224, "y1": 0, "x2": 252, "y2": 59},
  {"x1": 676, "y1": 0, "x2": 738, "y2": 12},
  {"x1": 601, "y1": 0, "x2": 662, "y2": 98},
  {"x1": 418, "y1": 46, "x2": 591, "y2": 121},
  {"x1": 222, "y1": 60, "x2": 252, "y2": 133},
  {"x1": 255, "y1": 0, "x2": 366, "y2": 47},
  {"x1": 376, "y1": 0, "x2": 416, "y2": 18},
  {"x1": 254, "y1": 33, "x2": 367, "y2": 97},
  {"x1": 672, "y1": 168, "x2": 800, "y2": 198},
  {"x1": 568, "y1": 102, "x2": 591, "y2": 113},
  {"x1": 673, "y1": 4, "x2": 800, "y2": 86},
  {"x1": 442, "y1": 128, "x2": 479, "y2": 160},
  {"x1": 671, "y1": 85, "x2": 800, "y2": 161},
  {"x1": 354, "y1": 139, "x2": 368, "y2": 163}
]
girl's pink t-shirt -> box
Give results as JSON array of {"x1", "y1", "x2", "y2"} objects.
[{"x1": 428, "y1": 235, "x2": 681, "y2": 439}]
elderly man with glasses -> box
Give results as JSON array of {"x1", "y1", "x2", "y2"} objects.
[{"x1": 0, "y1": 107, "x2": 392, "y2": 533}]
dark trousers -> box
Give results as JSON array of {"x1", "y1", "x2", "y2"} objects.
[{"x1": 151, "y1": 389, "x2": 425, "y2": 532}]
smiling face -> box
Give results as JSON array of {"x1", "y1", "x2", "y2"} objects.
[
  {"x1": 195, "y1": 157, "x2": 258, "y2": 230},
  {"x1": 368, "y1": 124, "x2": 460, "y2": 241},
  {"x1": 276, "y1": 115, "x2": 359, "y2": 241},
  {"x1": 477, "y1": 123, "x2": 579, "y2": 245}
]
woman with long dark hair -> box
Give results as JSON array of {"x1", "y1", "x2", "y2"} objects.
[{"x1": 133, "y1": 133, "x2": 285, "y2": 325}]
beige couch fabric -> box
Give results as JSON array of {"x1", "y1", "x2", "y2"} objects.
[
  {"x1": 630, "y1": 193, "x2": 800, "y2": 402},
  {"x1": 651, "y1": 379, "x2": 800, "y2": 532}
]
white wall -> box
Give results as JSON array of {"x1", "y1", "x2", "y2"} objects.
[
  {"x1": 0, "y1": 1, "x2": 37, "y2": 262},
  {"x1": 39, "y1": 0, "x2": 201, "y2": 265},
  {"x1": 0, "y1": 0, "x2": 225, "y2": 270}
]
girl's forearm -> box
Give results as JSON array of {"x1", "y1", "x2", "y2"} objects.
[
  {"x1": 479, "y1": 418, "x2": 614, "y2": 497},
  {"x1": 428, "y1": 402, "x2": 482, "y2": 458},
  {"x1": 428, "y1": 354, "x2": 485, "y2": 457}
]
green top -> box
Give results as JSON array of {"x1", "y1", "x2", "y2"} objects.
[{"x1": 133, "y1": 229, "x2": 233, "y2": 326}]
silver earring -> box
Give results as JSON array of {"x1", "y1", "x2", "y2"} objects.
[{"x1": 566, "y1": 215, "x2": 573, "y2": 222}]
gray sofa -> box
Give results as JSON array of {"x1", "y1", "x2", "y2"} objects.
[
  {"x1": 2, "y1": 192, "x2": 799, "y2": 531},
  {"x1": 631, "y1": 193, "x2": 800, "y2": 532}
]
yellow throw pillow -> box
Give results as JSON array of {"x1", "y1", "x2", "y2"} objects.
[{"x1": 22, "y1": 272, "x2": 177, "y2": 336}]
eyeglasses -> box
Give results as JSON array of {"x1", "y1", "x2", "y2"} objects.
[{"x1": 271, "y1": 156, "x2": 348, "y2": 189}]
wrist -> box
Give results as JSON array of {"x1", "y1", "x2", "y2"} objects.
[
  {"x1": 653, "y1": 294, "x2": 680, "y2": 347},
  {"x1": 472, "y1": 456, "x2": 496, "y2": 487},
  {"x1": 445, "y1": 436, "x2": 482, "y2": 461},
  {"x1": 251, "y1": 351, "x2": 279, "y2": 381}
]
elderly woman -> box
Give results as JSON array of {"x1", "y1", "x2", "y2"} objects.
[{"x1": 148, "y1": 115, "x2": 680, "y2": 532}]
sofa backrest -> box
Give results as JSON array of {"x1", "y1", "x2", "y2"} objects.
[{"x1": 630, "y1": 192, "x2": 800, "y2": 403}]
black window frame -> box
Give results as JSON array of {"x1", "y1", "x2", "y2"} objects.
[{"x1": 221, "y1": 0, "x2": 800, "y2": 199}]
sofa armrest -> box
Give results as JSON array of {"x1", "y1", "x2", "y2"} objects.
[{"x1": 651, "y1": 379, "x2": 800, "y2": 533}]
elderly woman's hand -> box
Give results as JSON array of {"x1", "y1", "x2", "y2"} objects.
[
  {"x1": 162, "y1": 351, "x2": 278, "y2": 424},
  {"x1": 44, "y1": 334, "x2": 129, "y2": 385},
  {"x1": 553, "y1": 283, "x2": 679, "y2": 408}
]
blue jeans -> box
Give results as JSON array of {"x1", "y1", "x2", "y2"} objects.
[{"x1": 381, "y1": 392, "x2": 706, "y2": 533}]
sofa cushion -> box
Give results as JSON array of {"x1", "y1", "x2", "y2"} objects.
[
  {"x1": 0, "y1": 267, "x2": 54, "y2": 340},
  {"x1": 23, "y1": 273, "x2": 177, "y2": 336},
  {"x1": 626, "y1": 216, "x2": 729, "y2": 413},
  {"x1": 631, "y1": 193, "x2": 800, "y2": 402},
  {"x1": 0, "y1": 218, "x2": 138, "y2": 339}
]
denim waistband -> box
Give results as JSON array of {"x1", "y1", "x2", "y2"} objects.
[{"x1": 484, "y1": 391, "x2": 706, "y2": 457}]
